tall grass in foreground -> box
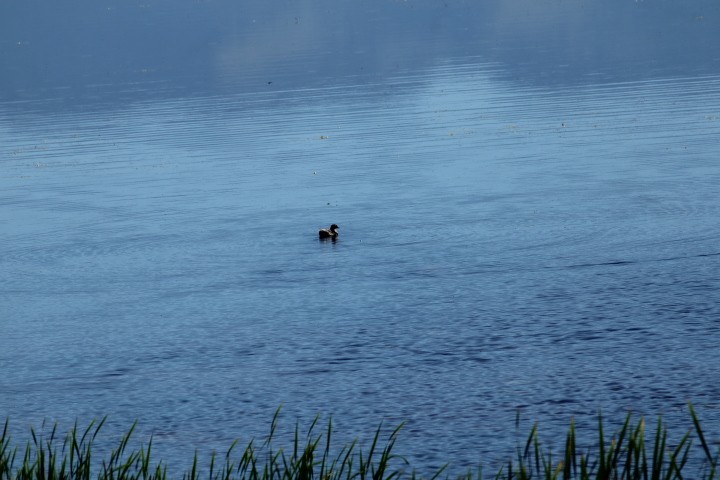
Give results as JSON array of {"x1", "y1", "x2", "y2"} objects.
[{"x1": 0, "y1": 404, "x2": 717, "y2": 480}]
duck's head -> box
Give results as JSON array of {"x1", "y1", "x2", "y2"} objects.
[{"x1": 330, "y1": 224, "x2": 339, "y2": 232}]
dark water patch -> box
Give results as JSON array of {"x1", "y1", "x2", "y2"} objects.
[{"x1": 566, "y1": 260, "x2": 635, "y2": 268}]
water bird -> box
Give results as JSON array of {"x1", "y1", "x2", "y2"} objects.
[{"x1": 319, "y1": 224, "x2": 339, "y2": 240}]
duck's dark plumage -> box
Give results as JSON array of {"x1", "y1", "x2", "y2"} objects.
[{"x1": 319, "y1": 224, "x2": 339, "y2": 240}]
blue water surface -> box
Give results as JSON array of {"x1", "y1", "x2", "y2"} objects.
[{"x1": 1, "y1": 1, "x2": 720, "y2": 476}]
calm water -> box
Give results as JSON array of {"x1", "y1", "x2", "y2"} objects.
[{"x1": 2, "y1": 0, "x2": 720, "y2": 475}]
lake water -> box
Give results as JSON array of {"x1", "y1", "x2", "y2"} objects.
[{"x1": 2, "y1": 0, "x2": 720, "y2": 476}]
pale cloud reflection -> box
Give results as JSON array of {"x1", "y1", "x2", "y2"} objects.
[
  {"x1": 210, "y1": 0, "x2": 719, "y2": 92},
  {"x1": 1, "y1": 0, "x2": 718, "y2": 107}
]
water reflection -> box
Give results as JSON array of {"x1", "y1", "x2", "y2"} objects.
[
  {"x1": 2, "y1": 1, "x2": 720, "y2": 109},
  {"x1": 2, "y1": 1, "x2": 720, "y2": 476}
]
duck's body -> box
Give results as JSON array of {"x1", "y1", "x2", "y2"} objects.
[{"x1": 319, "y1": 224, "x2": 339, "y2": 240}]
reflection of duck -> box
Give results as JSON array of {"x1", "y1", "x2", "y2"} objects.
[{"x1": 318, "y1": 224, "x2": 339, "y2": 240}]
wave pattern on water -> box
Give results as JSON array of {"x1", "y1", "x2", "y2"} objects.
[{"x1": 1, "y1": 65, "x2": 720, "y2": 475}]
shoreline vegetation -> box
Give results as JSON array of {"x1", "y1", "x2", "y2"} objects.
[{"x1": 0, "y1": 404, "x2": 716, "y2": 480}]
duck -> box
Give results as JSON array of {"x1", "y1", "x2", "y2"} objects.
[{"x1": 318, "y1": 224, "x2": 339, "y2": 240}]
